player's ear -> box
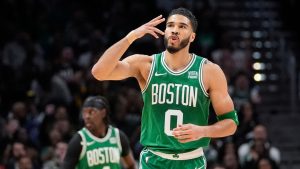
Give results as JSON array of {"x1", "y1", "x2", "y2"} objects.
[{"x1": 190, "y1": 32, "x2": 196, "y2": 42}]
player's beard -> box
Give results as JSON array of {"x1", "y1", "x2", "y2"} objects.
[{"x1": 164, "y1": 36, "x2": 190, "y2": 54}]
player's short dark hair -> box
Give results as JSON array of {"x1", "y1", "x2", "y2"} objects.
[
  {"x1": 168, "y1": 7, "x2": 198, "y2": 32},
  {"x1": 82, "y1": 96, "x2": 111, "y2": 125}
]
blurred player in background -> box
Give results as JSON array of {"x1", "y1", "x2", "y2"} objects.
[{"x1": 62, "y1": 96, "x2": 137, "y2": 169}]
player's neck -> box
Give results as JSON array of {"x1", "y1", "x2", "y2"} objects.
[
  {"x1": 93, "y1": 124, "x2": 108, "y2": 138},
  {"x1": 165, "y1": 48, "x2": 192, "y2": 72}
]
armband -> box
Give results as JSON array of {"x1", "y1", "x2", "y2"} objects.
[{"x1": 217, "y1": 110, "x2": 239, "y2": 125}]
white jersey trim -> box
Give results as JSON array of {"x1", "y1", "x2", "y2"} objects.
[
  {"x1": 115, "y1": 128, "x2": 122, "y2": 153},
  {"x1": 141, "y1": 54, "x2": 156, "y2": 94},
  {"x1": 78, "y1": 130, "x2": 86, "y2": 160},
  {"x1": 148, "y1": 147, "x2": 204, "y2": 160},
  {"x1": 162, "y1": 52, "x2": 196, "y2": 75},
  {"x1": 139, "y1": 149, "x2": 149, "y2": 169},
  {"x1": 84, "y1": 126, "x2": 112, "y2": 142},
  {"x1": 199, "y1": 59, "x2": 209, "y2": 97}
]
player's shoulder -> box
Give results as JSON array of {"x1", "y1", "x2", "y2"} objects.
[
  {"x1": 202, "y1": 59, "x2": 223, "y2": 73},
  {"x1": 202, "y1": 59, "x2": 227, "y2": 87},
  {"x1": 110, "y1": 126, "x2": 129, "y2": 139},
  {"x1": 202, "y1": 59, "x2": 227, "y2": 85},
  {"x1": 110, "y1": 125, "x2": 126, "y2": 134}
]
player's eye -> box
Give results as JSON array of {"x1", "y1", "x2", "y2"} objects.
[
  {"x1": 179, "y1": 25, "x2": 187, "y2": 29},
  {"x1": 166, "y1": 23, "x2": 173, "y2": 27}
]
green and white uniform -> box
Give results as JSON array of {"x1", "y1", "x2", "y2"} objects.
[
  {"x1": 140, "y1": 52, "x2": 210, "y2": 168},
  {"x1": 76, "y1": 126, "x2": 122, "y2": 169}
]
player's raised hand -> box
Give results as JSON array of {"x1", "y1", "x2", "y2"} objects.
[{"x1": 126, "y1": 15, "x2": 165, "y2": 44}]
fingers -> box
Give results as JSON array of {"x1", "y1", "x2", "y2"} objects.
[
  {"x1": 149, "y1": 15, "x2": 163, "y2": 22},
  {"x1": 173, "y1": 124, "x2": 191, "y2": 131},
  {"x1": 148, "y1": 27, "x2": 165, "y2": 36},
  {"x1": 148, "y1": 18, "x2": 165, "y2": 26},
  {"x1": 147, "y1": 30, "x2": 159, "y2": 39},
  {"x1": 130, "y1": 15, "x2": 165, "y2": 40},
  {"x1": 146, "y1": 28, "x2": 163, "y2": 39},
  {"x1": 172, "y1": 124, "x2": 201, "y2": 143},
  {"x1": 147, "y1": 15, "x2": 165, "y2": 26},
  {"x1": 173, "y1": 129, "x2": 192, "y2": 137},
  {"x1": 145, "y1": 26, "x2": 164, "y2": 39},
  {"x1": 173, "y1": 131, "x2": 194, "y2": 143}
]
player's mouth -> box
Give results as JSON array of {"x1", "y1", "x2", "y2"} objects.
[
  {"x1": 85, "y1": 121, "x2": 92, "y2": 128},
  {"x1": 169, "y1": 35, "x2": 179, "y2": 43}
]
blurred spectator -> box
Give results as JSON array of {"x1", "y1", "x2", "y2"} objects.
[
  {"x1": 219, "y1": 142, "x2": 238, "y2": 160},
  {"x1": 77, "y1": 30, "x2": 106, "y2": 70},
  {"x1": 26, "y1": 145, "x2": 40, "y2": 169},
  {"x1": 48, "y1": 128, "x2": 63, "y2": 148},
  {"x1": 2, "y1": 32, "x2": 44, "y2": 73},
  {"x1": 209, "y1": 163, "x2": 226, "y2": 169},
  {"x1": 234, "y1": 102, "x2": 258, "y2": 146},
  {"x1": 4, "y1": 141, "x2": 27, "y2": 169},
  {"x1": 222, "y1": 153, "x2": 241, "y2": 169},
  {"x1": 211, "y1": 47, "x2": 236, "y2": 81},
  {"x1": 216, "y1": 141, "x2": 241, "y2": 169},
  {"x1": 52, "y1": 46, "x2": 82, "y2": 105},
  {"x1": 53, "y1": 119, "x2": 74, "y2": 141},
  {"x1": 238, "y1": 125, "x2": 280, "y2": 168},
  {"x1": 13, "y1": 128, "x2": 30, "y2": 145},
  {"x1": 231, "y1": 50, "x2": 251, "y2": 74},
  {"x1": 204, "y1": 141, "x2": 219, "y2": 167},
  {"x1": 42, "y1": 141, "x2": 68, "y2": 169},
  {"x1": 17, "y1": 156, "x2": 33, "y2": 169},
  {"x1": 7, "y1": 102, "x2": 28, "y2": 127},
  {"x1": 229, "y1": 72, "x2": 261, "y2": 112},
  {"x1": 4, "y1": 119, "x2": 20, "y2": 141},
  {"x1": 2, "y1": 32, "x2": 27, "y2": 72},
  {"x1": 257, "y1": 158, "x2": 279, "y2": 169}
]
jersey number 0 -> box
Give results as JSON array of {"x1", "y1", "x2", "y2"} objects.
[{"x1": 164, "y1": 109, "x2": 183, "y2": 136}]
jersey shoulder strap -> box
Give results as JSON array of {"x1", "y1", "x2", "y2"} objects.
[{"x1": 141, "y1": 53, "x2": 159, "y2": 93}]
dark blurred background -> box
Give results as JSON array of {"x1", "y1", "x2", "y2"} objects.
[{"x1": 0, "y1": 0, "x2": 300, "y2": 169}]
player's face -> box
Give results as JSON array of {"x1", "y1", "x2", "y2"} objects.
[
  {"x1": 164, "y1": 14, "x2": 195, "y2": 54},
  {"x1": 82, "y1": 107, "x2": 105, "y2": 132}
]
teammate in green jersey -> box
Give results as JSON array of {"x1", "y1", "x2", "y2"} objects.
[
  {"x1": 62, "y1": 96, "x2": 137, "y2": 169},
  {"x1": 91, "y1": 7, "x2": 239, "y2": 169}
]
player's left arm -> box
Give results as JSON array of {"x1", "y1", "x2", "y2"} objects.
[
  {"x1": 62, "y1": 133, "x2": 82, "y2": 169},
  {"x1": 173, "y1": 62, "x2": 238, "y2": 143},
  {"x1": 203, "y1": 62, "x2": 238, "y2": 137},
  {"x1": 119, "y1": 131, "x2": 137, "y2": 169}
]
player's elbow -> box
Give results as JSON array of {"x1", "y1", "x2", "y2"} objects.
[
  {"x1": 229, "y1": 120, "x2": 238, "y2": 135},
  {"x1": 91, "y1": 65, "x2": 106, "y2": 81}
]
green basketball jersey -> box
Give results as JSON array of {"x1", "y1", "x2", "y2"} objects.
[
  {"x1": 141, "y1": 52, "x2": 211, "y2": 153},
  {"x1": 76, "y1": 126, "x2": 122, "y2": 169}
]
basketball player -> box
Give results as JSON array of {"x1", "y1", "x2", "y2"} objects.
[
  {"x1": 91, "y1": 8, "x2": 239, "y2": 169},
  {"x1": 62, "y1": 96, "x2": 137, "y2": 169}
]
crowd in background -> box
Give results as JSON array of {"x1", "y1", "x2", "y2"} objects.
[{"x1": 0, "y1": 0, "x2": 284, "y2": 169}]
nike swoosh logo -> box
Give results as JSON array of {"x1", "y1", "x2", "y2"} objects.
[
  {"x1": 155, "y1": 72, "x2": 167, "y2": 76},
  {"x1": 145, "y1": 156, "x2": 150, "y2": 163},
  {"x1": 86, "y1": 141, "x2": 95, "y2": 146}
]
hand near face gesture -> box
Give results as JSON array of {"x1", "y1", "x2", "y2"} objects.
[{"x1": 126, "y1": 15, "x2": 165, "y2": 44}]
